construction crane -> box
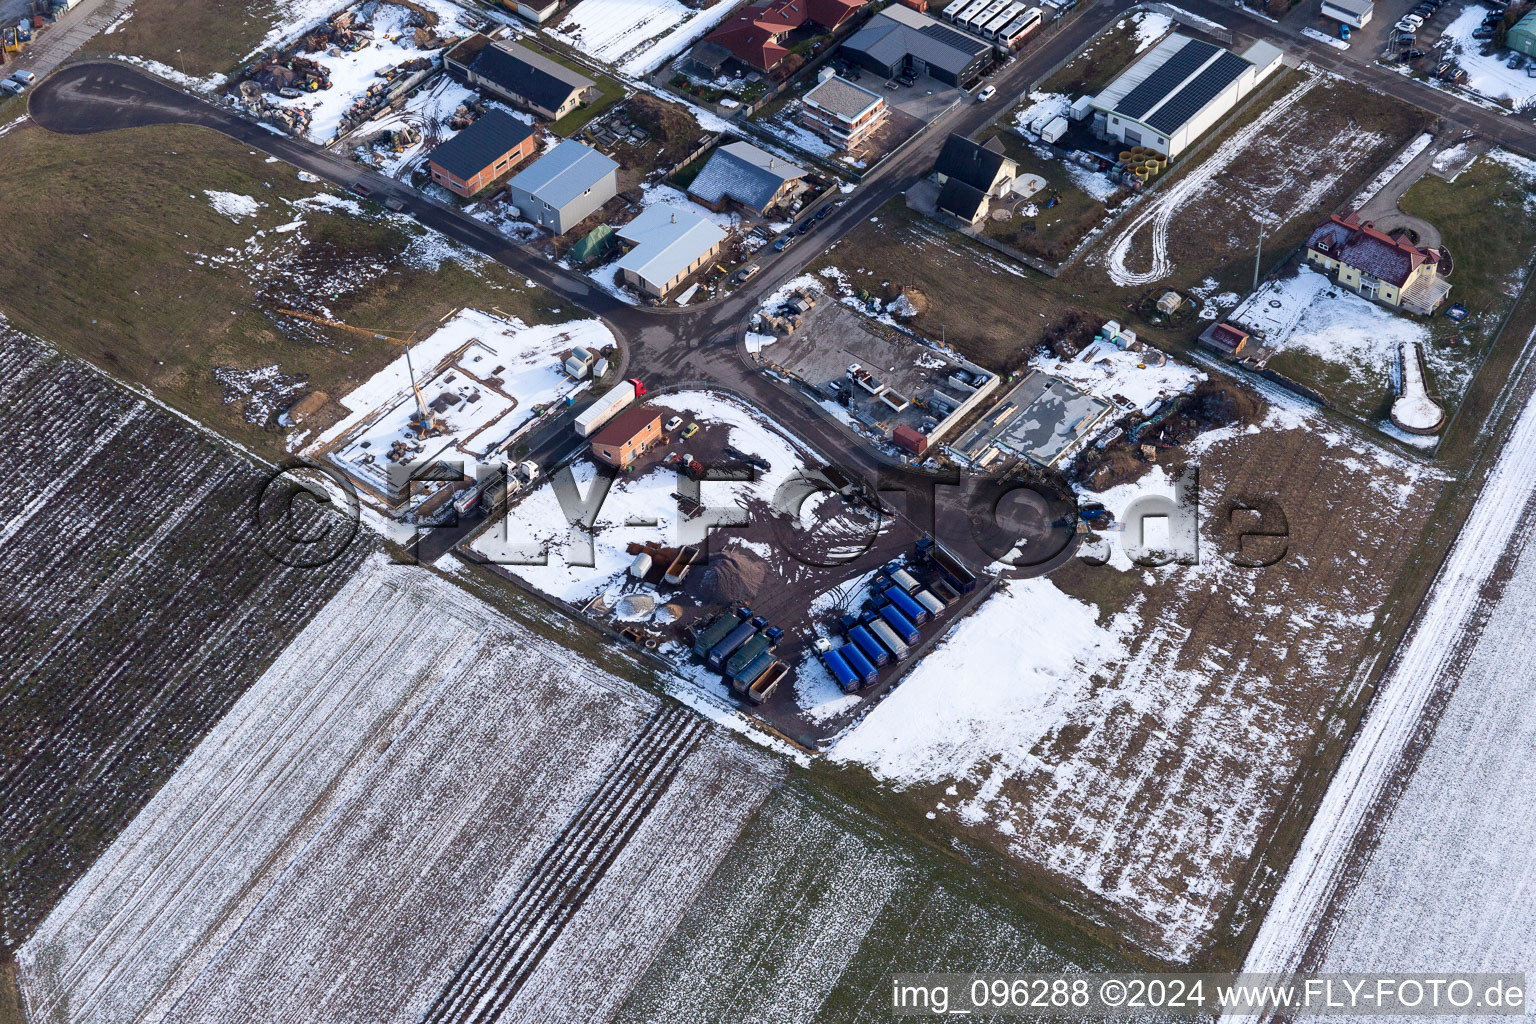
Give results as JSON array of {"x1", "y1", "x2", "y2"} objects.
[{"x1": 279, "y1": 309, "x2": 442, "y2": 436}]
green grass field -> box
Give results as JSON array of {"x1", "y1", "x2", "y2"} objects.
[{"x1": 0, "y1": 122, "x2": 563, "y2": 458}]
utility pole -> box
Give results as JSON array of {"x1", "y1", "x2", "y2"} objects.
[{"x1": 1253, "y1": 221, "x2": 1266, "y2": 294}]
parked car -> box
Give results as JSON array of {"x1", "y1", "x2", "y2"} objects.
[
  {"x1": 884, "y1": 80, "x2": 901, "y2": 91},
  {"x1": 797, "y1": 220, "x2": 812, "y2": 235},
  {"x1": 976, "y1": 84, "x2": 997, "y2": 101},
  {"x1": 1405, "y1": 47, "x2": 1428, "y2": 58},
  {"x1": 1507, "y1": 53, "x2": 1525, "y2": 69},
  {"x1": 681, "y1": 422, "x2": 700, "y2": 439},
  {"x1": 2, "y1": 77, "x2": 27, "y2": 95},
  {"x1": 10, "y1": 70, "x2": 35, "y2": 85},
  {"x1": 383, "y1": 196, "x2": 405, "y2": 212},
  {"x1": 773, "y1": 235, "x2": 795, "y2": 252},
  {"x1": 664, "y1": 416, "x2": 683, "y2": 433},
  {"x1": 815, "y1": 205, "x2": 831, "y2": 220},
  {"x1": 735, "y1": 263, "x2": 760, "y2": 283},
  {"x1": 350, "y1": 181, "x2": 374, "y2": 197}
]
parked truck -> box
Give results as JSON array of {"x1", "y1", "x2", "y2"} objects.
[
  {"x1": 885, "y1": 563, "x2": 922, "y2": 594},
  {"x1": 452, "y1": 460, "x2": 539, "y2": 516},
  {"x1": 841, "y1": 617, "x2": 890, "y2": 667},
  {"x1": 574, "y1": 377, "x2": 646, "y2": 437},
  {"x1": 707, "y1": 619, "x2": 759, "y2": 669},
  {"x1": 746, "y1": 659, "x2": 790, "y2": 703},
  {"x1": 692, "y1": 614, "x2": 739, "y2": 658},
  {"x1": 884, "y1": 586, "x2": 930, "y2": 626},
  {"x1": 913, "y1": 589, "x2": 946, "y2": 618},
  {"x1": 918, "y1": 536, "x2": 977, "y2": 593},
  {"x1": 727, "y1": 629, "x2": 779, "y2": 690},
  {"x1": 840, "y1": 642, "x2": 878, "y2": 687},
  {"x1": 822, "y1": 646, "x2": 859, "y2": 693},
  {"x1": 878, "y1": 603, "x2": 920, "y2": 645}
]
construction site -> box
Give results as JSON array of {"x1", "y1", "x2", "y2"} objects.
[{"x1": 757, "y1": 280, "x2": 999, "y2": 460}]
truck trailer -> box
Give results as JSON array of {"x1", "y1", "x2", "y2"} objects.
[
  {"x1": 884, "y1": 586, "x2": 930, "y2": 626},
  {"x1": 746, "y1": 659, "x2": 790, "y2": 704},
  {"x1": 574, "y1": 377, "x2": 646, "y2": 437},
  {"x1": 913, "y1": 589, "x2": 946, "y2": 618},
  {"x1": 878, "y1": 603, "x2": 920, "y2": 644},
  {"x1": 727, "y1": 633, "x2": 775, "y2": 689},
  {"x1": 707, "y1": 620, "x2": 759, "y2": 669},
  {"x1": 822, "y1": 647, "x2": 859, "y2": 693},
  {"x1": 840, "y1": 643, "x2": 878, "y2": 686},
  {"x1": 844, "y1": 621, "x2": 890, "y2": 667},
  {"x1": 919, "y1": 536, "x2": 977, "y2": 593},
  {"x1": 692, "y1": 615, "x2": 738, "y2": 658},
  {"x1": 861, "y1": 611, "x2": 909, "y2": 661},
  {"x1": 885, "y1": 563, "x2": 922, "y2": 594}
]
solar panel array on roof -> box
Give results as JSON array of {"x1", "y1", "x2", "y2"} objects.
[
  {"x1": 1115, "y1": 38, "x2": 1218, "y2": 119},
  {"x1": 919, "y1": 21, "x2": 989, "y2": 54},
  {"x1": 1145, "y1": 50, "x2": 1247, "y2": 133}
]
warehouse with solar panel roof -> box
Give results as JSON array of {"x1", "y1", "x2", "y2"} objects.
[{"x1": 1085, "y1": 34, "x2": 1283, "y2": 159}]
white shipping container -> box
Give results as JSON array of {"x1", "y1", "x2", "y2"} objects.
[{"x1": 573, "y1": 381, "x2": 637, "y2": 437}]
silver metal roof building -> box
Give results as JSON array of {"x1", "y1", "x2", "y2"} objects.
[
  {"x1": 1089, "y1": 35, "x2": 1283, "y2": 158},
  {"x1": 505, "y1": 139, "x2": 620, "y2": 234},
  {"x1": 687, "y1": 142, "x2": 807, "y2": 215},
  {"x1": 614, "y1": 206, "x2": 727, "y2": 298},
  {"x1": 839, "y1": 5, "x2": 993, "y2": 86}
]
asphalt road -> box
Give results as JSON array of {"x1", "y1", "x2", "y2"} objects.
[
  {"x1": 32, "y1": 0, "x2": 1527, "y2": 571},
  {"x1": 26, "y1": 51, "x2": 1102, "y2": 573}
]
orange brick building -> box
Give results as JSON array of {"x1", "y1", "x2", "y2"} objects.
[
  {"x1": 590, "y1": 408, "x2": 663, "y2": 469},
  {"x1": 426, "y1": 110, "x2": 538, "y2": 198}
]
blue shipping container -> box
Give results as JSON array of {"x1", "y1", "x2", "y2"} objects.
[
  {"x1": 847, "y1": 624, "x2": 890, "y2": 667},
  {"x1": 841, "y1": 643, "x2": 878, "y2": 685},
  {"x1": 885, "y1": 586, "x2": 930, "y2": 625},
  {"x1": 822, "y1": 647, "x2": 859, "y2": 693},
  {"x1": 878, "y1": 604, "x2": 920, "y2": 644}
]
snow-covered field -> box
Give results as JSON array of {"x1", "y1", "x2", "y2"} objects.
[
  {"x1": 828, "y1": 397, "x2": 1445, "y2": 960},
  {"x1": 1231, "y1": 265, "x2": 1430, "y2": 386},
  {"x1": 1439, "y1": 5, "x2": 1536, "y2": 111},
  {"x1": 314, "y1": 309, "x2": 612, "y2": 497},
  {"x1": 549, "y1": 0, "x2": 741, "y2": 76},
  {"x1": 473, "y1": 389, "x2": 818, "y2": 602},
  {"x1": 17, "y1": 557, "x2": 780, "y2": 1024},
  {"x1": 1243, "y1": 339, "x2": 1536, "y2": 979}
]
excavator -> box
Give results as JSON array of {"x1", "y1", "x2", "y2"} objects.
[{"x1": 278, "y1": 309, "x2": 443, "y2": 437}]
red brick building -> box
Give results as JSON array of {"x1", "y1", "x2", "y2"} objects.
[
  {"x1": 590, "y1": 408, "x2": 663, "y2": 469},
  {"x1": 426, "y1": 110, "x2": 538, "y2": 198}
]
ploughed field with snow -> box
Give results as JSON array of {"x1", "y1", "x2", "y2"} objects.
[
  {"x1": 613, "y1": 787, "x2": 1124, "y2": 1022},
  {"x1": 549, "y1": 0, "x2": 741, "y2": 76},
  {"x1": 829, "y1": 393, "x2": 1447, "y2": 961},
  {"x1": 1243, "y1": 339, "x2": 1536, "y2": 980},
  {"x1": 17, "y1": 557, "x2": 781, "y2": 1024},
  {"x1": 1100, "y1": 73, "x2": 1420, "y2": 289},
  {"x1": 0, "y1": 332, "x2": 372, "y2": 951}
]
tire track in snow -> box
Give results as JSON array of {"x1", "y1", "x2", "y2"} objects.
[{"x1": 1103, "y1": 75, "x2": 1320, "y2": 288}]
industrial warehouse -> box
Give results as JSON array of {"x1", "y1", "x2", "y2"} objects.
[{"x1": 1086, "y1": 33, "x2": 1283, "y2": 157}]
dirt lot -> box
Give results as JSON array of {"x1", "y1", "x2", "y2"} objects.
[
  {"x1": 0, "y1": 332, "x2": 374, "y2": 953},
  {"x1": 0, "y1": 123, "x2": 563, "y2": 458},
  {"x1": 824, "y1": 391, "x2": 1449, "y2": 963},
  {"x1": 1039, "y1": 8, "x2": 1173, "y2": 96}
]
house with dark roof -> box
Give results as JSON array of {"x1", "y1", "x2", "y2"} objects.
[
  {"x1": 1305, "y1": 211, "x2": 1451, "y2": 314},
  {"x1": 932, "y1": 134, "x2": 1015, "y2": 226},
  {"x1": 1088, "y1": 34, "x2": 1282, "y2": 158},
  {"x1": 687, "y1": 141, "x2": 808, "y2": 215},
  {"x1": 702, "y1": 0, "x2": 869, "y2": 74},
  {"x1": 839, "y1": 5, "x2": 993, "y2": 87},
  {"x1": 426, "y1": 110, "x2": 538, "y2": 197},
  {"x1": 445, "y1": 35, "x2": 598, "y2": 121}
]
